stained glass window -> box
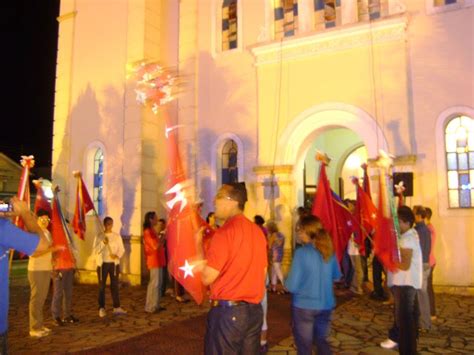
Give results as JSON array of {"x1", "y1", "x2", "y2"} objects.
[
  {"x1": 93, "y1": 148, "x2": 104, "y2": 215},
  {"x1": 445, "y1": 115, "x2": 474, "y2": 208},
  {"x1": 434, "y1": 0, "x2": 457, "y2": 6},
  {"x1": 275, "y1": 0, "x2": 298, "y2": 39},
  {"x1": 222, "y1": 0, "x2": 238, "y2": 51},
  {"x1": 314, "y1": 0, "x2": 340, "y2": 29},
  {"x1": 222, "y1": 140, "x2": 238, "y2": 184}
]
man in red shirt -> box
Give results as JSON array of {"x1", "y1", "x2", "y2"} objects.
[{"x1": 196, "y1": 183, "x2": 267, "y2": 355}]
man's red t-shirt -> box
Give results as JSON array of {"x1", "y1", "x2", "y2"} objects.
[{"x1": 206, "y1": 214, "x2": 267, "y2": 304}]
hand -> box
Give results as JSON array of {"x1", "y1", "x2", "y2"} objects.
[
  {"x1": 103, "y1": 237, "x2": 109, "y2": 245},
  {"x1": 110, "y1": 254, "x2": 118, "y2": 260},
  {"x1": 9, "y1": 197, "x2": 28, "y2": 217},
  {"x1": 53, "y1": 245, "x2": 66, "y2": 252}
]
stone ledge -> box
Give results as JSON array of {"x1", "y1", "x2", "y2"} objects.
[{"x1": 434, "y1": 285, "x2": 474, "y2": 296}]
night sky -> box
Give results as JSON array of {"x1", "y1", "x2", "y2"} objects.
[{"x1": 0, "y1": 1, "x2": 60, "y2": 176}]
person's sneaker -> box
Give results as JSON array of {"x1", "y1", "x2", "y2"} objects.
[
  {"x1": 99, "y1": 308, "x2": 106, "y2": 318},
  {"x1": 63, "y1": 315, "x2": 79, "y2": 323},
  {"x1": 113, "y1": 307, "x2": 127, "y2": 315},
  {"x1": 29, "y1": 329, "x2": 49, "y2": 338},
  {"x1": 54, "y1": 317, "x2": 64, "y2": 326},
  {"x1": 259, "y1": 342, "x2": 268, "y2": 353},
  {"x1": 380, "y1": 338, "x2": 398, "y2": 349},
  {"x1": 41, "y1": 326, "x2": 52, "y2": 333}
]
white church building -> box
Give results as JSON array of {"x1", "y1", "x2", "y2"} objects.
[{"x1": 52, "y1": 0, "x2": 473, "y2": 290}]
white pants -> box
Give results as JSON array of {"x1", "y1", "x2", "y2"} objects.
[{"x1": 145, "y1": 267, "x2": 163, "y2": 313}]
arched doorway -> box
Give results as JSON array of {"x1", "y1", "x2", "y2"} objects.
[{"x1": 277, "y1": 103, "x2": 388, "y2": 207}]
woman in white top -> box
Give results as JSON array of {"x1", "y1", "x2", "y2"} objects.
[
  {"x1": 93, "y1": 216, "x2": 126, "y2": 318},
  {"x1": 28, "y1": 210, "x2": 62, "y2": 338}
]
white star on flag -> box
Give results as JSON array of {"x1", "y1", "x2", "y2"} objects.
[
  {"x1": 135, "y1": 90, "x2": 147, "y2": 104},
  {"x1": 179, "y1": 260, "x2": 195, "y2": 279},
  {"x1": 165, "y1": 181, "x2": 191, "y2": 213},
  {"x1": 165, "y1": 124, "x2": 184, "y2": 138}
]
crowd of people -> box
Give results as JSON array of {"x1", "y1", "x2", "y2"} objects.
[{"x1": 0, "y1": 182, "x2": 438, "y2": 355}]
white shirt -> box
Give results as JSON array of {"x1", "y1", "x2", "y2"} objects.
[
  {"x1": 347, "y1": 234, "x2": 360, "y2": 256},
  {"x1": 28, "y1": 230, "x2": 53, "y2": 271},
  {"x1": 387, "y1": 228, "x2": 422, "y2": 289},
  {"x1": 93, "y1": 231, "x2": 125, "y2": 266}
]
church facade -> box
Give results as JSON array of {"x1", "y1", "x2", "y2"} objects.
[{"x1": 53, "y1": 0, "x2": 473, "y2": 288}]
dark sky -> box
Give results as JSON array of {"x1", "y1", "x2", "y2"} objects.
[{"x1": 0, "y1": 1, "x2": 60, "y2": 175}]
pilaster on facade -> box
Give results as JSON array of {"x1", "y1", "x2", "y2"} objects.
[
  {"x1": 53, "y1": 1, "x2": 78, "y2": 205},
  {"x1": 177, "y1": 0, "x2": 199, "y2": 189}
]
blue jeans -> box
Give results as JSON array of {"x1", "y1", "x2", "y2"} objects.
[
  {"x1": 205, "y1": 303, "x2": 263, "y2": 355},
  {"x1": 292, "y1": 306, "x2": 332, "y2": 355}
]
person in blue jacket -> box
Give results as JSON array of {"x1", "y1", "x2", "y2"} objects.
[{"x1": 286, "y1": 215, "x2": 341, "y2": 355}]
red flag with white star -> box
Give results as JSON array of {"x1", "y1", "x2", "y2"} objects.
[
  {"x1": 163, "y1": 108, "x2": 206, "y2": 305},
  {"x1": 72, "y1": 172, "x2": 95, "y2": 240}
]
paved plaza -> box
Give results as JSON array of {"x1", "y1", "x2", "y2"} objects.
[{"x1": 7, "y1": 262, "x2": 474, "y2": 354}]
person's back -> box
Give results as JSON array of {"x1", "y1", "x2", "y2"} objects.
[
  {"x1": 286, "y1": 244, "x2": 340, "y2": 310},
  {"x1": 415, "y1": 222, "x2": 431, "y2": 264}
]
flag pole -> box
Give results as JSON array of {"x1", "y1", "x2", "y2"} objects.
[{"x1": 9, "y1": 155, "x2": 34, "y2": 274}]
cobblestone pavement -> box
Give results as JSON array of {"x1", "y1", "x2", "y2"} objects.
[{"x1": 7, "y1": 265, "x2": 474, "y2": 354}]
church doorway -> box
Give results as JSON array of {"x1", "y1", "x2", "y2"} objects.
[{"x1": 301, "y1": 128, "x2": 368, "y2": 209}]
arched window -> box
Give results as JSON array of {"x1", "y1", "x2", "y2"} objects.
[
  {"x1": 222, "y1": 0, "x2": 238, "y2": 50},
  {"x1": 93, "y1": 148, "x2": 104, "y2": 215},
  {"x1": 445, "y1": 115, "x2": 474, "y2": 208},
  {"x1": 275, "y1": 0, "x2": 298, "y2": 39},
  {"x1": 434, "y1": 0, "x2": 457, "y2": 6},
  {"x1": 222, "y1": 140, "x2": 239, "y2": 184}
]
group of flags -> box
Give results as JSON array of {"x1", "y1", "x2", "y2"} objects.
[
  {"x1": 11, "y1": 158, "x2": 95, "y2": 270},
  {"x1": 312, "y1": 156, "x2": 401, "y2": 272}
]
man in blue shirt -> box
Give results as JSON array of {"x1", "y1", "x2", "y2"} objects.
[{"x1": 0, "y1": 197, "x2": 49, "y2": 354}]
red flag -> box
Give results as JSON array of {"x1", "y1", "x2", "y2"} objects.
[
  {"x1": 361, "y1": 163, "x2": 372, "y2": 198},
  {"x1": 163, "y1": 108, "x2": 205, "y2": 305},
  {"x1": 373, "y1": 174, "x2": 400, "y2": 272},
  {"x1": 33, "y1": 180, "x2": 52, "y2": 215},
  {"x1": 14, "y1": 156, "x2": 34, "y2": 229},
  {"x1": 352, "y1": 178, "x2": 378, "y2": 255},
  {"x1": 72, "y1": 172, "x2": 95, "y2": 240},
  {"x1": 51, "y1": 190, "x2": 75, "y2": 269},
  {"x1": 312, "y1": 163, "x2": 352, "y2": 262}
]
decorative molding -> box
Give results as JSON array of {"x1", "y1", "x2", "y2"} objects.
[
  {"x1": 253, "y1": 165, "x2": 294, "y2": 175},
  {"x1": 57, "y1": 11, "x2": 77, "y2": 22},
  {"x1": 367, "y1": 154, "x2": 417, "y2": 167},
  {"x1": 250, "y1": 16, "x2": 408, "y2": 66}
]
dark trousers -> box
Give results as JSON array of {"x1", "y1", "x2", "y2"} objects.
[
  {"x1": 51, "y1": 268, "x2": 74, "y2": 319},
  {"x1": 0, "y1": 331, "x2": 7, "y2": 355},
  {"x1": 427, "y1": 265, "x2": 436, "y2": 316},
  {"x1": 372, "y1": 256, "x2": 385, "y2": 297},
  {"x1": 388, "y1": 286, "x2": 418, "y2": 355},
  {"x1": 205, "y1": 303, "x2": 263, "y2": 355},
  {"x1": 97, "y1": 263, "x2": 120, "y2": 309},
  {"x1": 341, "y1": 250, "x2": 353, "y2": 288},
  {"x1": 292, "y1": 306, "x2": 332, "y2": 355},
  {"x1": 361, "y1": 238, "x2": 372, "y2": 282}
]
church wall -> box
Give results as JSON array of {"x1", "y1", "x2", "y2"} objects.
[{"x1": 405, "y1": 2, "x2": 474, "y2": 286}]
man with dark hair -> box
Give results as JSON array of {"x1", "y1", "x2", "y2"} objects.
[
  {"x1": 0, "y1": 197, "x2": 49, "y2": 353},
  {"x1": 196, "y1": 183, "x2": 267, "y2": 354},
  {"x1": 413, "y1": 205, "x2": 432, "y2": 331},
  {"x1": 381, "y1": 206, "x2": 422, "y2": 353},
  {"x1": 424, "y1": 207, "x2": 437, "y2": 321},
  {"x1": 93, "y1": 216, "x2": 126, "y2": 318}
]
